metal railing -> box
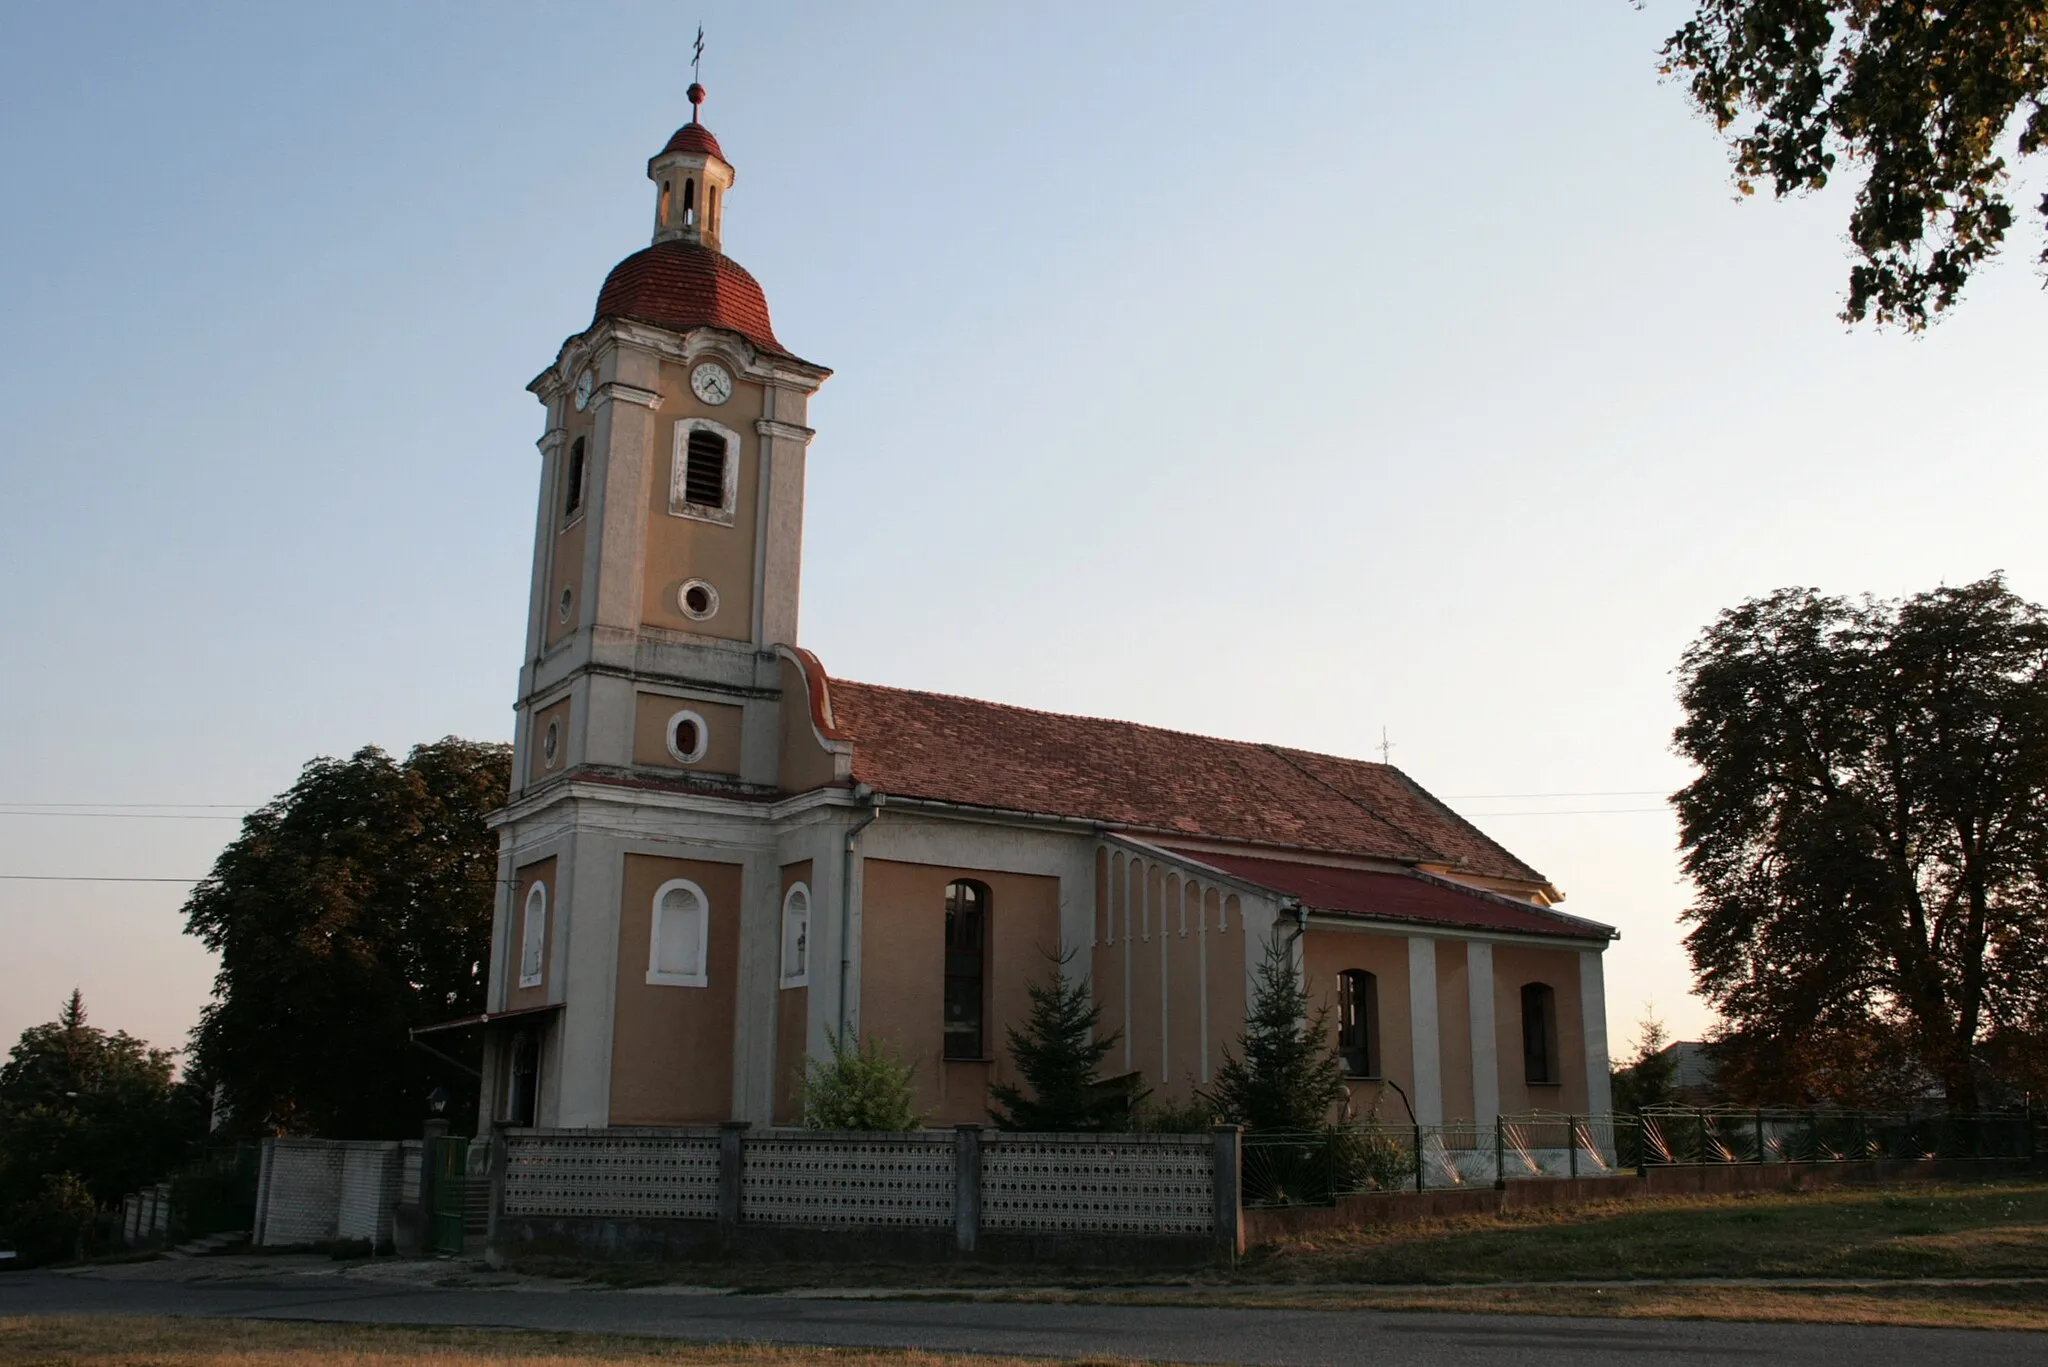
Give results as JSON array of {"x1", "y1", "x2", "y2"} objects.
[{"x1": 1241, "y1": 1108, "x2": 2039, "y2": 1208}]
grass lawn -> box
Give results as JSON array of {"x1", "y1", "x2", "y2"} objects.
[
  {"x1": 1239, "y1": 1180, "x2": 2048, "y2": 1284},
  {"x1": 0, "y1": 1318, "x2": 1097, "y2": 1367}
]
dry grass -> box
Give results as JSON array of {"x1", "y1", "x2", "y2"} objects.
[
  {"x1": 1239, "y1": 1181, "x2": 2048, "y2": 1284},
  {"x1": 0, "y1": 1318, "x2": 1124, "y2": 1367}
]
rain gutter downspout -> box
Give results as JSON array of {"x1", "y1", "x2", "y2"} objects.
[{"x1": 838, "y1": 785, "x2": 882, "y2": 1039}]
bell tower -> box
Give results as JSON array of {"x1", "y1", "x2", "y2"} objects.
[{"x1": 510, "y1": 85, "x2": 833, "y2": 802}]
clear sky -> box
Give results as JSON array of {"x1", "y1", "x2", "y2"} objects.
[{"x1": 4, "y1": 2, "x2": 2046, "y2": 1065}]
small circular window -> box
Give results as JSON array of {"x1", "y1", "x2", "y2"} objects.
[
  {"x1": 665, "y1": 709, "x2": 709, "y2": 764},
  {"x1": 678, "y1": 579, "x2": 719, "y2": 621},
  {"x1": 557, "y1": 585, "x2": 574, "y2": 621},
  {"x1": 542, "y1": 719, "x2": 561, "y2": 768}
]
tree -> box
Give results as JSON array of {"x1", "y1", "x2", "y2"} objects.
[
  {"x1": 1673, "y1": 576, "x2": 2048, "y2": 1109},
  {"x1": 0, "y1": 992, "x2": 199, "y2": 1257},
  {"x1": 1658, "y1": 1, "x2": 2048, "y2": 327},
  {"x1": 1609, "y1": 1011, "x2": 1679, "y2": 1115},
  {"x1": 802, "y1": 1032, "x2": 922, "y2": 1131},
  {"x1": 988, "y1": 950, "x2": 1138, "y2": 1131},
  {"x1": 1206, "y1": 936, "x2": 1349, "y2": 1131},
  {"x1": 183, "y1": 738, "x2": 509, "y2": 1139}
]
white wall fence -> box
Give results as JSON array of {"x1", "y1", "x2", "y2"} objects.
[
  {"x1": 497, "y1": 1125, "x2": 1227, "y2": 1254},
  {"x1": 118, "y1": 1183, "x2": 173, "y2": 1247},
  {"x1": 251, "y1": 1137, "x2": 420, "y2": 1249}
]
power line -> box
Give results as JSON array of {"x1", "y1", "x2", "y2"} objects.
[
  {"x1": 1460, "y1": 806, "x2": 1672, "y2": 817},
  {"x1": 0, "y1": 802, "x2": 255, "y2": 809},
  {"x1": 0, "y1": 811, "x2": 244, "y2": 821},
  {"x1": 0, "y1": 874, "x2": 203, "y2": 883},
  {"x1": 1440, "y1": 789, "x2": 1670, "y2": 800}
]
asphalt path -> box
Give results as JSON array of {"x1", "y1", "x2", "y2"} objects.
[{"x1": 3, "y1": 1270, "x2": 2044, "y2": 1366}]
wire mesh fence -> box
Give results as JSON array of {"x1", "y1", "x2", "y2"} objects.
[{"x1": 1241, "y1": 1108, "x2": 2038, "y2": 1208}]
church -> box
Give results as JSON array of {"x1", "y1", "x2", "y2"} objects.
[{"x1": 473, "y1": 88, "x2": 1617, "y2": 1136}]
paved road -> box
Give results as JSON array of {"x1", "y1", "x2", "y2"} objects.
[{"x1": 3, "y1": 1269, "x2": 2043, "y2": 1366}]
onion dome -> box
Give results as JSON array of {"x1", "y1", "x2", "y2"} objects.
[{"x1": 593, "y1": 239, "x2": 786, "y2": 356}]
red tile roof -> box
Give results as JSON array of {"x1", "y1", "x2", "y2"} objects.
[
  {"x1": 659, "y1": 123, "x2": 726, "y2": 160},
  {"x1": 826, "y1": 679, "x2": 1547, "y2": 886},
  {"x1": 1163, "y1": 848, "x2": 1609, "y2": 942},
  {"x1": 594, "y1": 239, "x2": 791, "y2": 358}
]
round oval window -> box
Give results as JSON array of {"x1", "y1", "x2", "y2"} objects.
[
  {"x1": 557, "y1": 585, "x2": 573, "y2": 621},
  {"x1": 672, "y1": 716, "x2": 701, "y2": 760},
  {"x1": 678, "y1": 579, "x2": 718, "y2": 621},
  {"x1": 542, "y1": 719, "x2": 560, "y2": 766}
]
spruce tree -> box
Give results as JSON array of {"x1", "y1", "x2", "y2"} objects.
[
  {"x1": 1206, "y1": 935, "x2": 1347, "y2": 1131},
  {"x1": 988, "y1": 951, "x2": 1136, "y2": 1131}
]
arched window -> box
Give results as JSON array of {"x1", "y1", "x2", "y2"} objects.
[
  {"x1": 682, "y1": 177, "x2": 696, "y2": 225},
  {"x1": 563, "y1": 437, "x2": 586, "y2": 517},
  {"x1": 648, "y1": 878, "x2": 709, "y2": 987},
  {"x1": 1521, "y1": 982, "x2": 1559, "y2": 1084},
  {"x1": 659, "y1": 179, "x2": 673, "y2": 225},
  {"x1": 781, "y1": 883, "x2": 811, "y2": 987},
  {"x1": 943, "y1": 880, "x2": 989, "y2": 1060},
  {"x1": 518, "y1": 881, "x2": 547, "y2": 988},
  {"x1": 671, "y1": 418, "x2": 740, "y2": 523},
  {"x1": 1337, "y1": 969, "x2": 1380, "y2": 1078},
  {"x1": 683, "y1": 429, "x2": 727, "y2": 506}
]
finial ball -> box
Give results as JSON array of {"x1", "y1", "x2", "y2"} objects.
[{"x1": 687, "y1": 82, "x2": 706, "y2": 108}]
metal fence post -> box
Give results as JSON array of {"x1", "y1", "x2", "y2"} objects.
[
  {"x1": 953, "y1": 1125, "x2": 982, "y2": 1255},
  {"x1": 1697, "y1": 1111, "x2": 1710, "y2": 1165},
  {"x1": 1568, "y1": 1115, "x2": 1578, "y2": 1180},
  {"x1": 718, "y1": 1122, "x2": 749, "y2": 1229},
  {"x1": 1211, "y1": 1125, "x2": 1243, "y2": 1261},
  {"x1": 1413, "y1": 1124, "x2": 1425, "y2": 1193},
  {"x1": 1494, "y1": 1114, "x2": 1505, "y2": 1190},
  {"x1": 1754, "y1": 1110, "x2": 1766, "y2": 1165}
]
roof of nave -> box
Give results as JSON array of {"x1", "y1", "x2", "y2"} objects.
[
  {"x1": 824, "y1": 678, "x2": 1549, "y2": 887},
  {"x1": 1161, "y1": 847, "x2": 1610, "y2": 942},
  {"x1": 593, "y1": 239, "x2": 792, "y2": 359}
]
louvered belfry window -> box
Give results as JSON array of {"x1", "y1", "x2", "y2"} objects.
[{"x1": 683, "y1": 429, "x2": 727, "y2": 508}]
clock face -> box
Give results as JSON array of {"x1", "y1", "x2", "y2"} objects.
[
  {"x1": 573, "y1": 369, "x2": 594, "y2": 412},
  {"x1": 691, "y1": 362, "x2": 733, "y2": 406}
]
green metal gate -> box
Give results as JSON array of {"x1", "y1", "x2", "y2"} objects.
[{"x1": 428, "y1": 1137, "x2": 469, "y2": 1256}]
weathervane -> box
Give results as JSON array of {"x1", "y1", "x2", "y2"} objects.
[{"x1": 688, "y1": 24, "x2": 706, "y2": 121}]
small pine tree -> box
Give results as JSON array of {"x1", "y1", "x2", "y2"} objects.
[
  {"x1": 801, "y1": 1031, "x2": 921, "y2": 1131},
  {"x1": 988, "y1": 950, "x2": 1138, "y2": 1131},
  {"x1": 1205, "y1": 935, "x2": 1347, "y2": 1131},
  {"x1": 1611, "y1": 1011, "x2": 1678, "y2": 1115}
]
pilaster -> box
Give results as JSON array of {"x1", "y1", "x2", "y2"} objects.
[
  {"x1": 1579, "y1": 950, "x2": 1612, "y2": 1116},
  {"x1": 553, "y1": 825, "x2": 617, "y2": 1127},
  {"x1": 1467, "y1": 941, "x2": 1499, "y2": 1129},
  {"x1": 1406, "y1": 936, "x2": 1444, "y2": 1126}
]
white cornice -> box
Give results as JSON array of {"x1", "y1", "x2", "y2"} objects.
[
  {"x1": 592, "y1": 381, "x2": 661, "y2": 410},
  {"x1": 756, "y1": 419, "x2": 815, "y2": 445}
]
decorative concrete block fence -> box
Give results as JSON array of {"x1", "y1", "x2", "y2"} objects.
[{"x1": 490, "y1": 1125, "x2": 1232, "y2": 1265}]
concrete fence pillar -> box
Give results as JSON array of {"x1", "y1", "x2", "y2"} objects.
[
  {"x1": 251, "y1": 1139, "x2": 275, "y2": 1247},
  {"x1": 954, "y1": 1125, "x2": 983, "y2": 1254},
  {"x1": 718, "y1": 1122, "x2": 750, "y2": 1227},
  {"x1": 1212, "y1": 1124, "x2": 1243, "y2": 1259},
  {"x1": 483, "y1": 1126, "x2": 510, "y2": 1268}
]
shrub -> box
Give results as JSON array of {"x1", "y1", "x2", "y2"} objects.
[{"x1": 802, "y1": 1032, "x2": 922, "y2": 1131}]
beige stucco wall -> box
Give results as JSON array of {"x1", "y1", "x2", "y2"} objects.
[
  {"x1": 773, "y1": 860, "x2": 813, "y2": 1125},
  {"x1": 506, "y1": 857, "x2": 557, "y2": 1009},
  {"x1": 858, "y1": 858, "x2": 1061, "y2": 1126},
  {"x1": 1305, "y1": 929, "x2": 1417, "y2": 1125},
  {"x1": 630, "y1": 692, "x2": 746, "y2": 775},
  {"x1": 639, "y1": 360, "x2": 760, "y2": 643},
  {"x1": 608, "y1": 853, "x2": 744, "y2": 1125},
  {"x1": 1492, "y1": 943, "x2": 1590, "y2": 1115},
  {"x1": 527, "y1": 698, "x2": 572, "y2": 787},
  {"x1": 1435, "y1": 939, "x2": 1475, "y2": 1125}
]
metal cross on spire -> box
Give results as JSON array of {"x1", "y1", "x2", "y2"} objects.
[{"x1": 687, "y1": 24, "x2": 707, "y2": 122}]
